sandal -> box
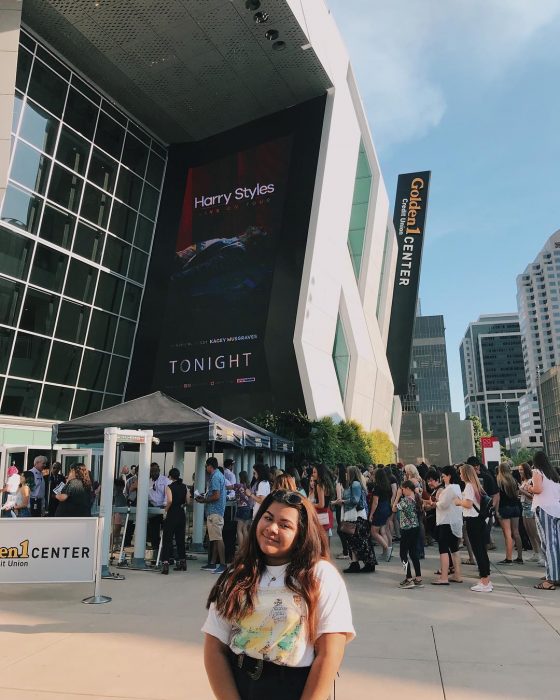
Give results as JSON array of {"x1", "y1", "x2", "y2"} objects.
[
  {"x1": 431, "y1": 579, "x2": 450, "y2": 585},
  {"x1": 461, "y1": 559, "x2": 476, "y2": 565},
  {"x1": 434, "y1": 568, "x2": 454, "y2": 576},
  {"x1": 449, "y1": 578, "x2": 464, "y2": 583},
  {"x1": 534, "y1": 581, "x2": 556, "y2": 591}
]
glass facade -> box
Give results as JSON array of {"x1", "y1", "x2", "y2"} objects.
[
  {"x1": 333, "y1": 315, "x2": 350, "y2": 401},
  {"x1": 0, "y1": 29, "x2": 166, "y2": 420},
  {"x1": 347, "y1": 142, "x2": 372, "y2": 281},
  {"x1": 409, "y1": 315, "x2": 452, "y2": 413}
]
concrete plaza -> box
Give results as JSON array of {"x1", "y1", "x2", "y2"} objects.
[{"x1": 1, "y1": 542, "x2": 559, "y2": 700}]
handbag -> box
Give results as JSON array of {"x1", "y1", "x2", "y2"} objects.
[{"x1": 340, "y1": 520, "x2": 356, "y2": 535}]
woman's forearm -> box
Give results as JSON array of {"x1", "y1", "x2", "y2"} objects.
[
  {"x1": 203, "y1": 635, "x2": 240, "y2": 700},
  {"x1": 301, "y1": 633, "x2": 346, "y2": 700}
]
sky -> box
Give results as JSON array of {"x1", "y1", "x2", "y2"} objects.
[{"x1": 326, "y1": 0, "x2": 560, "y2": 416}]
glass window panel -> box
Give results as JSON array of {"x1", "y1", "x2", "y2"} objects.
[
  {"x1": 116, "y1": 168, "x2": 142, "y2": 209},
  {"x1": 332, "y1": 317, "x2": 350, "y2": 400},
  {"x1": 81, "y1": 184, "x2": 110, "y2": 228},
  {"x1": 20, "y1": 288, "x2": 59, "y2": 335},
  {"x1": 103, "y1": 235, "x2": 130, "y2": 275},
  {"x1": 127, "y1": 122, "x2": 150, "y2": 146},
  {"x1": 19, "y1": 32, "x2": 36, "y2": 52},
  {"x1": 73, "y1": 221, "x2": 104, "y2": 263},
  {"x1": 139, "y1": 183, "x2": 158, "y2": 220},
  {"x1": 36, "y1": 46, "x2": 71, "y2": 80},
  {"x1": 0, "y1": 226, "x2": 34, "y2": 279},
  {"x1": 63, "y1": 87, "x2": 97, "y2": 140},
  {"x1": 134, "y1": 215, "x2": 153, "y2": 252},
  {"x1": 114, "y1": 318, "x2": 135, "y2": 356},
  {"x1": 12, "y1": 93, "x2": 24, "y2": 134},
  {"x1": 95, "y1": 272, "x2": 124, "y2": 313},
  {"x1": 10, "y1": 331, "x2": 50, "y2": 380},
  {"x1": 15, "y1": 47, "x2": 33, "y2": 93},
  {"x1": 100, "y1": 100, "x2": 126, "y2": 126},
  {"x1": 121, "y1": 132, "x2": 148, "y2": 176},
  {"x1": 70, "y1": 74, "x2": 100, "y2": 105},
  {"x1": 56, "y1": 126, "x2": 90, "y2": 175},
  {"x1": 95, "y1": 111, "x2": 124, "y2": 159},
  {"x1": 72, "y1": 388, "x2": 103, "y2": 418},
  {"x1": 88, "y1": 148, "x2": 117, "y2": 192},
  {"x1": 106, "y1": 355, "x2": 128, "y2": 394},
  {"x1": 46, "y1": 340, "x2": 82, "y2": 385},
  {"x1": 40, "y1": 204, "x2": 75, "y2": 249},
  {"x1": 121, "y1": 282, "x2": 141, "y2": 319},
  {"x1": 27, "y1": 59, "x2": 67, "y2": 117},
  {"x1": 30, "y1": 245, "x2": 68, "y2": 293},
  {"x1": 151, "y1": 141, "x2": 167, "y2": 160},
  {"x1": 1, "y1": 184, "x2": 42, "y2": 232},
  {"x1": 0, "y1": 277, "x2": 24, "y2": 326},
  {"x1": 64, "y1": 259, "x2": 97, "y2": 303},
  {"x1": 79, "y1": 349, "x2": 110, "y2": 391},
  {"x1": 0, "y1": 327, "x2": 15, "y2": 373},
  {"x1": 1, "y1": 378, "x2": 41, "y2": 418},
  {"x1": 38, "y1": 384, "x2": 74, "y2": 421},
  {"x1": 103, "y1": 393, "x2": 121, "y2": 409},
  {"x1": 56, "y1": 299, "x2": 90, "y2": 343},
  {"x1": 19, "y1": 100, "x2": 58, "y2": 155},
  {"x1": 48, "y1": 164, "x2": 83, "y2": 213},
  {"x1": 128, "y1": 248, "x2": 148, "y2": 284},
  {"x1": 87, "y1": 309, "x2": 117, "y2": 352},
  {"x1": 145, "y1": 151, "x2": 165, "y2": 188},
  {"x1": 109, "y1": 200, "x2": 136, "y2": 242}
]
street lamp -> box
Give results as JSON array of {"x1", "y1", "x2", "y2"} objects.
[{"x1": 504, "y1": 400, "x2": 512, "y2": 457}]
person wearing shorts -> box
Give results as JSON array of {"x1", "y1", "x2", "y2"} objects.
[{"x1": 196, "y1": 458, "x2": 226, "y2": 574}]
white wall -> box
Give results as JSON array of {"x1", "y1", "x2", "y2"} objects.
[
  {"x1": 289, "y1": 0, "x2": 398, "y2": 443},
  {"x1": 0, "y1": 2, "x2": 21, "y2": 207}
]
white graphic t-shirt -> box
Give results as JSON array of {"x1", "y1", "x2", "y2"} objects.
[{"x1": 202, "y1": 559, "x2": 355, "y2": 667}]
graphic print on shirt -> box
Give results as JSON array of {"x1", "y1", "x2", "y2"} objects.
[{"x1": 230, "y1": 587, "x2": 307, "y2": 665}]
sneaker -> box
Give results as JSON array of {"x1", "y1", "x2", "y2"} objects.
[
  {"x1": 400, "y1": 580, "x2": 415, "y2": 589},
  {"x1": 413, "y1": 578, "x2": 424, "y2": 588},
  {"x1": 200, "y1": 564, "x2": 217, "y2": 571},
  {"x1": 515, "y1": 557, "x2": 524, "y2": 564},
  {"x1": 538, "y1": 557, "x2": 546, "y2": 567},
  {"x1": 471, "y1": 582, "x2": 493, "y2": 593},
  {"x1": 498, "y1": 559, "x2": 513, "y2": 565},
  {"x1": 213, "y1": 564, "x2": 226, "y2": 574},
  {"x1": 336, "y1": 553, "x2": 350, "y2": 560}
]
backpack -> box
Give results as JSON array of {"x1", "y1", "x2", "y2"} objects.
[{"x1": 473, "y1": 492, "x2": 492, "y2": 520}]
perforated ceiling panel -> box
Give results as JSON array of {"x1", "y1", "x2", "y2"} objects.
[{"x1": 22, "y1": 0, "x2": 332, "y2": 143}]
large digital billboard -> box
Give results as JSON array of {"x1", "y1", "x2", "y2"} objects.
[
  {"x1": 156, "y1": 136, "x2": 292, "y2": 402},
  {"x1": 128, "y1": 98, "x2": 326, "y2": 418}
]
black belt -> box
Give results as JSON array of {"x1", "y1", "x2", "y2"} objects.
[{"x1": 228, "y1": 650, "x2": 310, "y2": 682}]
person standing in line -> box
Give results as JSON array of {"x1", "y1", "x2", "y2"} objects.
[
  {"x1": 368, "y1": 468, "x2": 393, "y2": 561},
  {"x1": 47, "y1": 463, "x2": 65, "y2": 516},
  {"x1": 7, "y1": 471, "x2": 33, "y2": 517},
  {"x1": 455, "y1": 463, "x2": 492, "y2": 593},
  {"x1": 334, "y1": 464, "x2": 349, "y2": 559},
  {"x1": 247, "y1": 463, "x2": 272, "y2": 519},
  {"x1": 310, "y1": 464, "x2": 335, "y2": 539},
  {"x1": 161, "y1": 468, "x2": 189, "y2": 574},
  {"x1": 392, "y1": 480, "x2": 423, "y2": 589},
  {"x1": 528, "y1": 451, "x2": 560, "y2": 590},
  {"x1": 223, "y1": 459, "x2": 237, "y2": 488},
  {"x1": 147, "y1": 463, "x2": 169, "y2": 557},
  {"x1": 432, "y1": 466, "x2": 463, "y2": 585},
  {"x1": 29, "y1": 455, "x2": 47, "y2": 516},
  {"x1": 1, "y1": 465, "x2": 20, "y2": 515},
  {"x1": 496, "y1": 462, "x2": 523, "y2": 565},
  {"x1": 228, "y1": 470, "x2": 253, "y2": 550},
  {"x1": 518, "y1": 462, "x2": 542, "y2": 563},
  {"x1": 55, "y1": 465, "x2": 92, "y2": 517},
  {"x1": 202, "y1": 490, "x2": 355, "y2": 699},
  {"x1": 466, "y1": 456, "x2": 499, "y2": 550},
  {"x1": 197, "y1": 457, "x2": 227, "y2": 574}
]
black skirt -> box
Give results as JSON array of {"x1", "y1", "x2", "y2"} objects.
[{"x1": 228, "y1": 651, "x2": 311, "y2": 700}]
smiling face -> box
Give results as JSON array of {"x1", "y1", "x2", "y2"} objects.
[{"x1": 256, "y1": 501, "x2": 300, "y2": 565}]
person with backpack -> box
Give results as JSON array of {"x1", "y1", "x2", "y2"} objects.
[
  {"x1": 455, "y1": 463, "x2": 492, "y2": 593},
  {"x1": 392, "y1": 480, "x2": 423, "y2": 589},
  {"x1": 333, "y1": 466, "x2": 375, "y2": 573}
]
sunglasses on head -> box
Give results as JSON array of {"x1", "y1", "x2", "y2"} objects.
[{"x1": 271, "y1": 489, "x2": 303, "y2": 506}]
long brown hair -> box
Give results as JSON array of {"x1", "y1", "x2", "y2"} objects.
[
  {"x1": 207, "y1": 490, "x2": 328, "y2": 642},
  {"x1": 497, "y1": 462, "x2": 518, "y2": 499},
  {"x1": 71, "y1": 464, "x2": 92, "y2": 489},
  {"x1": 273, "y1": 473, "x2": 297, "y2": 491},
  {"x1": 458, "y1": 463, "x2": 482, "y2": 503}
]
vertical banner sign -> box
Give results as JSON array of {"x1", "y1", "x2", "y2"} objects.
[{"x1": 386, "y1": 171, "x2": 431, "y2": 395}]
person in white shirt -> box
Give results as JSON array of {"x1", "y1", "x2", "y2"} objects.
[
  {"x1": 147, "y1": 463, "x2": 169, "y2": 556},
  {"x1": 432, "y1": 465, "x2": 463, "y2": 585},
  {"x1": 202, "y1": 489, "x2": 354, "y2": 699},
  {"x1": 245, "y1": 463, "x2": 271, "y2": 518},
  {"x1": 1, "y1": 466, "x2": 20, "y2": 515},
  {"x1": 30, "y1": 455, "x2": 47, "y2": 516},
  {"x1": 528, "y1": 451, "x2": 560, "y2": 591},
  {"x1": 223, "y1": 459, "x2": 237, "y2": 487}
]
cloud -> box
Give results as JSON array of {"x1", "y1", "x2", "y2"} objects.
[{"x1": 327, "y1": 0, "x2": 560, "y2": 149}]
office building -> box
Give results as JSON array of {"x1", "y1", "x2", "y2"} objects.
[
  {"x1": 539, "y1": 366, "x2": 560, "y2": 467},
  {"x1": 515, "y1": 230, "x2": 560, "y2": 448},
  {"x1": 404, "y1": 314, "x2": 452, "y2": 413},
  {"x1": 398, "y1": 411, "x2": 474, "y2": 466},
  {"x1": 459, "y1": 313, "x2": 526, "y2": 445},
  {"x1": 0, "y1": 1, "x2": 402, "y2": 477}
]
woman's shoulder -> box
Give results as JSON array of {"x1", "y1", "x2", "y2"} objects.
[{"x1": 313, "y1": 559, "x2": 345, "y2": 584}]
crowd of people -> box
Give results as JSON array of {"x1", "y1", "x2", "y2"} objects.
[{"x1": 0, "y1": 456, "x2": 94, "y2": 518}]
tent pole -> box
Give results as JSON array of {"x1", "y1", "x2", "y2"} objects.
[{"x1": 212, "y1": 440, "x2": 215, "y2": 458}]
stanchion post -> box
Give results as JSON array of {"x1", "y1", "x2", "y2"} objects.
[{"x1": 83, "y1": 516, "x2": 111, "y2": 605}]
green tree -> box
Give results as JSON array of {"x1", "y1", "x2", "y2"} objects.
[
  {"x1": 467, "y1": 415, "x2": 492, "y2": 460},
  {"x1": 512, "y1": 446, "x2": 538, "y2": 466}
]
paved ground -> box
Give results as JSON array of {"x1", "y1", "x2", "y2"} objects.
[{"x1": 1, "y1": 539, "x2": 559, "y2": 700}]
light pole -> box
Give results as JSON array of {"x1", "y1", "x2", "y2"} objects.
[
  {"x1": 536, "y1": 366, "x2": 548, "y2": 455},
  {"x1": 504, "y1": 400, "x2": 512, "y2": 457}
]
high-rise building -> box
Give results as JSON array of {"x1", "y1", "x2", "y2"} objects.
[
  {"x1": 459, "y1": 313, "x2": 526, "y2": 445},
  {"x1": 398, "y1": 411, "x2": 474, "y2": 466},
  {"x1": 515, "y1": 230, "x2": 560, "y2": 447},
  {"x1": 0, "y1": 1, "x2": 402, "y2": 477},
  {"x1": 405, "y1": 314, "x2": 452, "y2": 413}
]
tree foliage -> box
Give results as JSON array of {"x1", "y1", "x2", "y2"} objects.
[
  {"x1": 467, "y1": 415, "x2": 492, "y2": 460},
  {"x1": 252, "y1": 410, "x2": 396, "y2": 466}
]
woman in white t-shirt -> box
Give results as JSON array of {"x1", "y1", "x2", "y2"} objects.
[
  {"x1": 245, "y1": 463, "x2": 272, "y2": 519},
  {"x1": 528, "y1": 451, "x2": 560, "y2": 591},
  {"x1": 202, "y1": 489, "x2": 355, "y2": 699}
]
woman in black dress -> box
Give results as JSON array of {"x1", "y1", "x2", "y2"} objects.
[
  {"x1": 161, "y1": 468, "x2": 189, "y2": 574},
  {"x1": 55, "y1": 464, "x2": 92, "y2": 517}
]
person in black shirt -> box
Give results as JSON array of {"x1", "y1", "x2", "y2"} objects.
[
  {"x1": 161, "y1": 468, "x2": 189, "y2": 574},
  {"x1": 467, "y1": 456, "x2": 498, "y2": 549},
  {"x1": 55, "y1": 464, "x2": 92, "y2": 517},
  {"x1": 47, "y1": 462, "x2": 65, "y2": 517}
]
